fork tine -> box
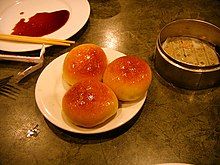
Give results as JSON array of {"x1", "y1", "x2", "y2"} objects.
[
  {"x1": 0, "y1": 89, "x2": 17, "y2": 100},
  {"x1": 0, "y1": 75, "x2": 20, "y2": 99},
  {"x1": 1, "y1": 85, "x2": 20, "y2": 95},
  {"x1": 0, "y1": 75, "x2": 13, "y2": 86},
  {"x1": 4, "y1": 84, "x2": 20, "y2": 93},
  {"x1": 0, "y1": 87, "x2": 18, "y2": 97}
]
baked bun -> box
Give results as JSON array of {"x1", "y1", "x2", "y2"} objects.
[
  {"x1": 103, "y1": 56, "x2": 152, "y2": 101},
  {"x1": 63, "y1": 44, "x2": 108, "y2": 85},
  {"x1": 62, "y1": 80, "x2": 118, "y2": 128}
]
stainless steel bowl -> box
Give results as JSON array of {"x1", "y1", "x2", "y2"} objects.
[{"x1": 154, "y1": 19, "x2": 220, "y2": 90}]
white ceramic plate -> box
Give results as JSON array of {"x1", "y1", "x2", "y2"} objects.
[
  {"x1": 0, "y1": 0, "x2": 90, "y2": 52},
  {"x1": 35, "y1": 48, "x2": 147, "y2": 134}
]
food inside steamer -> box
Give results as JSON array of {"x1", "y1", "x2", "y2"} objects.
[{"x1": 162, "y1": 37, "x2": 219, "y2": 66}]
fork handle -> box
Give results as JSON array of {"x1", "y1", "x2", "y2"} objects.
[{"x1": 14, "y1": 62, "x2": 44, "y2": 83}]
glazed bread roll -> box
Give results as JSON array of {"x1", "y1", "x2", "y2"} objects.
[
  {"x1": 63, "y1": 44, "x2": 108, "y2": 85},
  {"x1": 62, "y1": 80, "x2": 118, "y2": 128},
  {"x1": 103, "y1": 56, "x2": 152, "y2": 101}
]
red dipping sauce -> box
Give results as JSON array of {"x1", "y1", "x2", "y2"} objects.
[{"x1": 11, "y1": 10, "x2": 70, "y2": 37}]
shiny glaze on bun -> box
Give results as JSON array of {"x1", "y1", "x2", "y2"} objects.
[
  {"x1": 103, "y1": 56, "x2": 152, "y2": 101},
  {"x1": 62, "y1": 80, "x2": 118, "y2": 128},
  {"x1": 63, "y1": 44, "x2": 107, "y2": 85}
]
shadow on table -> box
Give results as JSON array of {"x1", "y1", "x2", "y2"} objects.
[
  {"x1": 149, "y1": 52, "x2": 220, "y2": 96},
  {"x1": 45, "y1": 107, "x2": 142, "y2": 144}
]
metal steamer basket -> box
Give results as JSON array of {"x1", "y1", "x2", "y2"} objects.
[{"x1": 154, "y1": 19, "x2": 220, "y2": 90}]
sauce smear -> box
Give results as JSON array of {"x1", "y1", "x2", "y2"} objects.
[{"x1": 11, "y1": 10, "x2": 70, "y2": 37}]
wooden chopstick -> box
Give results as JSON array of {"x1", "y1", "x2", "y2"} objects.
[{"x1": 0, "y1": 34, "x2": 75, "y2": 46}]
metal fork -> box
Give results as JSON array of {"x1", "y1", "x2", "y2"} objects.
[
  {"x1": 0, "y1": 45, "x2": 45, "y2": 99},
  {"x1": 0, "y1": 75, "x2": 20, "y2": 99}
]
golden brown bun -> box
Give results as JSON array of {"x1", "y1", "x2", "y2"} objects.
[
  {"x1": 63, "y1": 44, "x2": 107, "y2": 85},
  {"x1": 103, "y1": 56, "x2": 152, "y2": 101},
  {"x1": 62, "y1": 80, "x2": 118, "y2": 128}
]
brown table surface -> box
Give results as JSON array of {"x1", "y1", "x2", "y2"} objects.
[{"x1": 0, "y1": 0, "x2": 220, "y2": 164}]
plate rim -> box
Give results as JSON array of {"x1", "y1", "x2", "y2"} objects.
[
  {"x1": 0, "y1": 0, "x2": 90, "y2": 52},
  {"x1": 35, "y1": 48, "x2": 147, "y2": 134}
]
